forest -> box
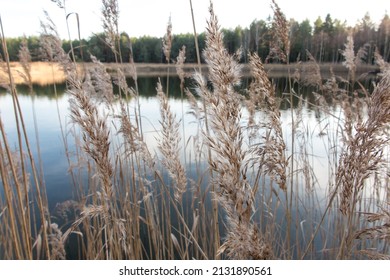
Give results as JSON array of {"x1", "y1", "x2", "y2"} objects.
[{"x1": 2, "y1": 12, "x2": 390, "y2": 64}]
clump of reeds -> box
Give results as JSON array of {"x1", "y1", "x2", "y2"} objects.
[
  {"x1": 40, "y1": 12, "x2": 124, "y2": 259},
  {"x1": 189, "y1": 2, "x2": 272, "y2": 259},
  {"x1": 338, "y1": 68, "x2": 390, "y2": 215},
  {"x1": 336, "y1": 67, "x2": 390, "y2": 258},
  {"x1": 1, "y1": 13, "x2": 56, "y2": 260},
  {"x1": 41, "y1": 14, "x2": 114, "y2": 204}
]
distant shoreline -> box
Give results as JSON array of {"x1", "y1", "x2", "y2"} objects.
[
  {"x1": 117, "y1": 62, "x2": 379, "y2": 78},
  {"x1": 0, "y1": 61, "x2": 380, "y2": 85}
]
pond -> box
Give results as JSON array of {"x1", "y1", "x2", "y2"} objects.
[{"x1": 0, "y1": 73, "x2": 388, "y2": 260}]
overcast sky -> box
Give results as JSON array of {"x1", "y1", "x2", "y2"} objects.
[{"x1": 0, "y1": 0, "x2": 389, "y2": 39}]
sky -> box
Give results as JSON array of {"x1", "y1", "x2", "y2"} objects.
[{"x1": 0, "y1": 0, "x2": 389, "y2": 39}]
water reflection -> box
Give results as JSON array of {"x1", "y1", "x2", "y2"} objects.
[
  {"x1": 0, "y1": 76, "x2": 380, "y2": 204},
  {"x1": 0, "y1": 76, "x2": 375, "y2": 212},
  {"x1": 0, "y1": 74, "x2": 387, "y2": 259}
]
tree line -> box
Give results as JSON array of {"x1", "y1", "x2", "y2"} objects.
[{"x1": 2, "y1": 13, "x2": 390, "y2": 64}]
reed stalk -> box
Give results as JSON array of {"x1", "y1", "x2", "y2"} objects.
[{"x1": 1, "y1": 16, "x2": 51, "y2": 259}]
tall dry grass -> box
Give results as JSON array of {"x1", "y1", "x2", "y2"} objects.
[
  {"x1": 1, "y1": 15, "x2": 52, "y2": 259},
  {"x1": 1, "y1": 0, "x2": 389, "y2": 260}
]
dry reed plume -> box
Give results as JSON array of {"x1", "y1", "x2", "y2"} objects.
[
  {"x1": 340, "y1": 33, "x2": 357, "y2": 82},
  {"x1": 189, "y1": 2, "x2": 273, "y2": 259},
  {"x1": 248, "y1": 52, "x2": 287, "y2": 191},
  {"x1": 101, "y1": 0, "x2": 120, "y2": 58},
  {"x1": 337, "y1": 68, "x2": 390, "y2": 215},
  {"x1": 163, "y1": 16, "x2": 173, "y2": 64},
  {"x1": 266, "y1": 0, "x2": 290, "y2": 63},
  {"x1": 156, "y1": 80, "x2": 187, "y2": 202},
  {"x1": 335, "y1": 67, "x2": 390, "y2": 258}
]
